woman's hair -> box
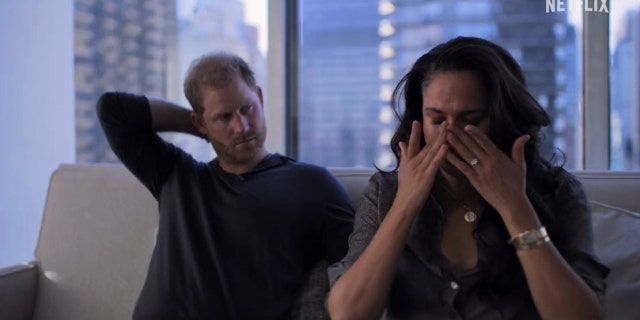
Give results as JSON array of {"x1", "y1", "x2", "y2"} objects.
[
  {"x1": 388, "y1": 36, "x2": 566, "y2": 302},
  {"x1": 389, "y1": 36, "x2": 551, "y2": 170},
  {"x1": 183, "y1": 52, "x2": 256, "y2": 114}
]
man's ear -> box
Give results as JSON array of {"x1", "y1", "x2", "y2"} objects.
[
  {"x1": 256, "y1": 85, "x2": 264, "y2": 108},
  {"x1": 190, "y1": 112, "x2": 208, "y2": 136}
]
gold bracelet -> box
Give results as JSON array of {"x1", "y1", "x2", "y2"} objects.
[{"x1": 507, "y1": 226, "x2": 550, "y2": 251}]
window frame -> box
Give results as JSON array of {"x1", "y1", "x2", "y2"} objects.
[
  {"x1": 582, "y1": 11, "x2": 610, "y2": 170},
  {"x1": 273, "y1": 0, "x2": 616, "y2": 170}
]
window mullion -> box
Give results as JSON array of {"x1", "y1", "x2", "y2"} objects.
[
  {"x1": 582, "y1": 11, "x2": 610, "y2": 170},
  {"x1": 266, "y1": 0, "x2": 289, "y2": 155}
]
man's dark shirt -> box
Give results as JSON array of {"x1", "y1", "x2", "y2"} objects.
[{"x1": 97, "y1": 92, "x2": 355, "y2": 319}]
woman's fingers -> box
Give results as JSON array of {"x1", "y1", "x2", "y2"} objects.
[
  {"x1": 511, "y1": 134, "x2": 530, "y2": 170},
  {"x1": 399, "y1": 141, "x2": 407, "y2": 162},
  {"x1": 445, "y1": 125, "x2": 486, "y2": 167},
  {"x1": 445, "y1": 150, "x2": 474, "y2": 176},
  {"x1": 444, "y1": 126, "x2": 531, "y2": 214},
  {"x1": 406, "y1": 120, "x2": 422, "y2": 158},
  {"x1": 398, "y1": 120, "x2": 451, "y2": 172},
  {"x1": 397, "y1": 121, "x2": 449, "y2": 202},
  {"x1": 463, "y1": 125, "x2": 497, "y2": 154}
]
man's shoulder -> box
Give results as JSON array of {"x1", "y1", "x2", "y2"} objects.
[
  {"x1": 269, "y1": 154, "x2": 325, "y2": 172},
  {"x1": 283, "y1": 158, "x2": 339, "y2": 179}
]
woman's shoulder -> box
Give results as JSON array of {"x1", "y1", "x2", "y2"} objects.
[
  {"x1": 369, "y1": 170, "x2": 398, "y2": 189},
  {"x1": 548, "y1": 167, "x2": 585, "y2": 195},
  {"x1": 530, "y1": 165, "x2": 582, "y2": 195}
]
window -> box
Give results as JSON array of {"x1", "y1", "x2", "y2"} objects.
[
  {"x1": 610, "y1": 2, "x2": 640, "y2": 170},
  {"x1": 1, "y1": 0, "x2": 637, "y2": 269},
  {"x1": 296, "y1": 0, "x2": 583, "y2": 169},
  {"x1": 455, "y1": 1, "x2": 493, "y2": 19},
  {"x1": 74, "y1": 0, "x2": 268, "y2": 163},
  {"x1": 0, "y1": 0, "x2": 268, "y2": 269}
]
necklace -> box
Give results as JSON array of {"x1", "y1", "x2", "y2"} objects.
[
  {"x1": 461, "y1": 204, "x2": 478, "y2": 223},
  {"x1": 437, "y1": 181, "x2": 479, "y2": 223}
]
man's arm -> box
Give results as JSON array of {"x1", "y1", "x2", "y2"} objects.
[
  {"x1": 97, "y1": 92, "x2": 199, "y2": 198},
  {"x1": 146, "y1": 97, "x2": 203, "y2": 138},
  {"x1": 293, "y1": 168, "x2": 355, "y2": 320},
  {"x1": 319, "y1": 170, "x2": 356, "y2": 265}
]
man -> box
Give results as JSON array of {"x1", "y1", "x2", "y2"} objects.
[{"x1": 97, "y1": 52, "x2": 355, "y2": 319}]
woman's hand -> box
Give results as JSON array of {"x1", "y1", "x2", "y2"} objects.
[
  {"x1": 395, "y1": 120, "x2": 449, "y2": 214},
  {"x1": 444, "y1": 124, "x2": 530, "y2": 216},
  {"x1": 328, "y1": 121, "x2": 449, "y2": 320}
]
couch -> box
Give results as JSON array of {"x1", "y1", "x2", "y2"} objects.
[{"x1": 1, "y1": 164, "x2": 639, "y2": 320}]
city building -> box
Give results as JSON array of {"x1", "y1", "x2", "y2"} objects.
[
  {"x1": 298, "y1": 0, "x2": 579, "y2": 169},
  {"x1": 74, "y1": 0, "x2": 264, "y2": 163}
]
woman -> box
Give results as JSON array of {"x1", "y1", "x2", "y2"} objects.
[{"x1": 327, "y1": 37, "x2": 608, "y2": 319}]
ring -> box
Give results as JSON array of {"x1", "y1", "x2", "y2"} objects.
[{"x1": 469, "y1": 158, "x2": 479, "y2": 166}]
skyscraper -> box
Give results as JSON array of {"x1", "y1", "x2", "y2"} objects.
[
  {"x1": 611, "y1": 9, "x2": 640, "y2": 170},
  {"x1": 298, "y1": 0, "x2": 578, "y2": 168},
  {"x1": 74, "y1": 0, "x2": 264, "y2": 162},
  {"x1": 299, "y1": 0, "x2": 381, "y2": 167},
  {"x1": 74, "y1": 0, "x2": 176, "y2": 162}
]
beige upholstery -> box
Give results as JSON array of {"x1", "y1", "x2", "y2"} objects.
[
  {"x1": 574, "y1": 170, "x2": 640, "y2": 213},
  {"x1": 34, "y1": 165, "x2": 158, "y2": 320},
  {"x1": 0, "y1": 164, "x2": 638, "y2": 320}
]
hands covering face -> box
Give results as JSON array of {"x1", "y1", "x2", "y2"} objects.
[
  {"x1": 444, "y1": 124, "x2": 531, "y2": 215},
  {"x1": 395, "y1": 120, "x2": 449, "y2": 213},
  {"x1": 396, "y1": 120, "x2": 531, "y2": 218}
]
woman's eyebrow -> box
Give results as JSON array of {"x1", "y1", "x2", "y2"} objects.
[
  {"x1": 423, "y1": 107, "x2": 486, "y2": 115},
  {"x1": 423, "y1": 107, "x2": 443, "y2": 114},
  {"x1": 460, "y1": 109, "x2": 486, "y2": 116}
]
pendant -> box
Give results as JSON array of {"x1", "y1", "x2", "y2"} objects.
[{"x1": 464, "y1": 210, "x2": 477, "y2": 223}]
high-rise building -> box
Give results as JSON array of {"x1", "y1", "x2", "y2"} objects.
[
  {"x1": 74, "y1": 0, "x2": 264, "y2": 162},
  {"x1": 299, "y1": 0, "x2": 578, "y2": 168},
  {"x1": 74, "y1": 0, "x2": 176, "y2": 162},
  {"x1": 299, "y1": 0, "x2": 382, "y2": 167},
  {"x1": 611, "y1": 9, "x2": 640, "y2": 170}
]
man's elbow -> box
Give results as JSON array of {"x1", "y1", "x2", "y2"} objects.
[{"x1": 95, "y1": 91, "x2": 119, "y2": 120}]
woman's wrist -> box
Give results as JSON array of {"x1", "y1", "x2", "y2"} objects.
[
  {"x1": 499, "y1": 199, "x2": 542, "y2": 236},
  {"x1": 508, "y1": 226, "x2": 551, "y2": 250}
]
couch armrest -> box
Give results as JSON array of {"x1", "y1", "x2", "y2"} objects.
[{"x1": 0, "y1": 262, "x2": 37, "y2": 320}]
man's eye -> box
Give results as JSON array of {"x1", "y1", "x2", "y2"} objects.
[
  {"x1": 215, "y1": 114, "x2": 232, "y2": 123},
  {"x1": 431, "y1": 119, "x2": 445, "y2": 125}
]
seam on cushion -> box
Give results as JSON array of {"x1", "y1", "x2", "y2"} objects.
[{"x1": 589, "y1": 200, "x2": 640, "y2": 219}]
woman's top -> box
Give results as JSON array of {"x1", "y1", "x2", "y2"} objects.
[{"x1": 329, "y1": 169, "x2": 609, "y2": 320}]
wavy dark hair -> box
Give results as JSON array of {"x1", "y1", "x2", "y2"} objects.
[
  {"x1": 387, "y1": 36, "x2": 568, "y2": 304},
  {"x1": 389, "y1": 36, "x2": 550, "y2": 168}
]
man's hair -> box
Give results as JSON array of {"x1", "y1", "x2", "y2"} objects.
[{"x1": 183, "y1": 52, "x2": 257, "y2": 114}]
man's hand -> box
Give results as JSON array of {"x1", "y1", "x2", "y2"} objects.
[{"x1": 148, "y1": 98, "x2": 203, "y2": 138}]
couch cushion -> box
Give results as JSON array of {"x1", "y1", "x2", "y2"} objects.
[
  {"x1": 34, "y1": 164, "x2": 158, "y2": 320},
  {"x1": 590, "y1": 200, "x2": 640, "y2": 320},
  {"x1": 575, "y1": 171, "x2": 640, "y2": 213},
  {"x1": 30, "y1": 165, "x2": 640, "y2": 320}
]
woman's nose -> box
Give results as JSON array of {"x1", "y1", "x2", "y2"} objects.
[{"x1": 448, "y1": 118, "x2": 465, "y2": 129}]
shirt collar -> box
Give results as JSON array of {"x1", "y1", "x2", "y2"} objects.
[{"x1": 209, "y1": 153, "x2": 293, "y2": 178}]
